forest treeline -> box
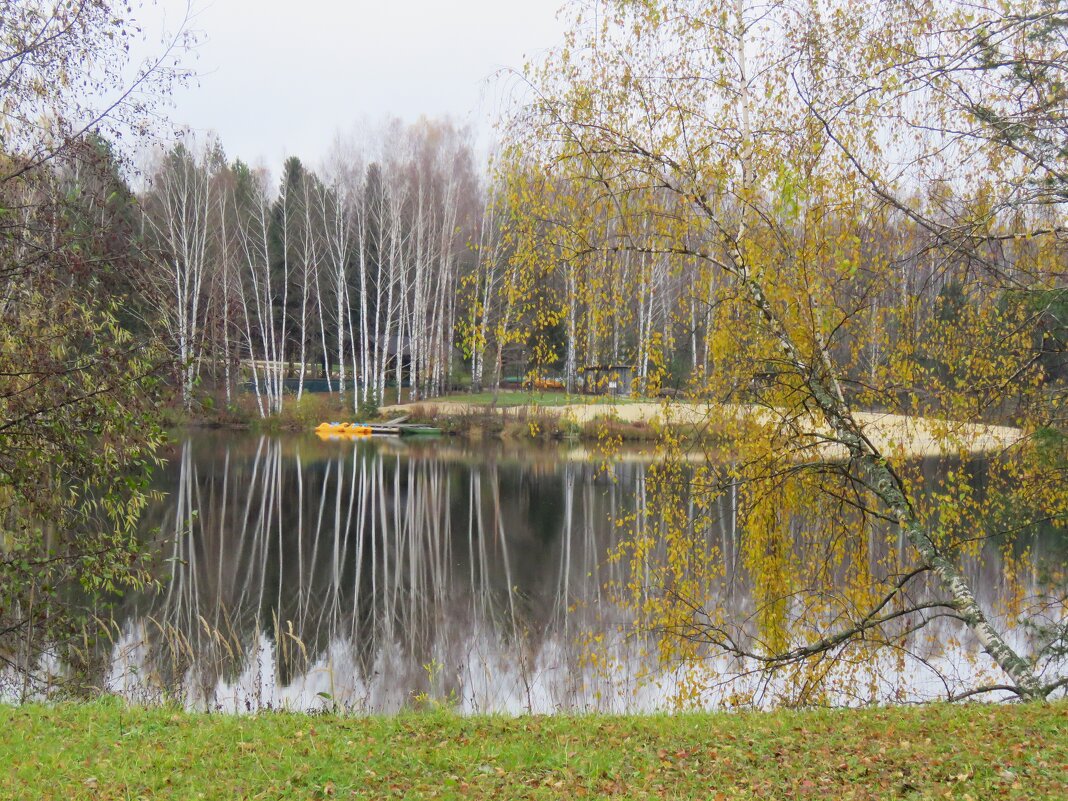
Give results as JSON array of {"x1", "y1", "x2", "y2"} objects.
[
  {"x1": 137, "y1": 121, "x2": 479, "y2": 413},
  {"x1": 133, "y1": 124, "x2": 1066, "y2": 421}
]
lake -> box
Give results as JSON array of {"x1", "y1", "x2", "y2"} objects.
[{"x1": 96, "y1": 431, "x2": 1064, "y2": 713}]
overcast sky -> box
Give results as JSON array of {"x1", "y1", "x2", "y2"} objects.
[{"x1": 142, "y1": 0, "x2": 568, "y2": 168}]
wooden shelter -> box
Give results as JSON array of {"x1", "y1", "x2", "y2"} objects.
[{"x1": 579, "y1": 364, "x2": 635, "y2": 396}]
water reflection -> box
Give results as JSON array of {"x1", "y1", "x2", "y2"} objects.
[
  {"x1": 101, "y1": 432, "x2": 1063, "y2": 712},
  {"x1": 111, "y1": 435, "x2": 640, "y2": 712}
]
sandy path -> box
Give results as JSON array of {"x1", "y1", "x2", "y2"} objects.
[{"x1": 383, "y1": 400, "x2": 1023, "y2": 458}]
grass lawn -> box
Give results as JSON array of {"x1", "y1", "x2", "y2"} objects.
[
  {"x1": 425, "y1": 391, "x2": 640, "y2": 407},
  {"x1": 2, "y1": 700, "x2": 1065, "y2": 799}
]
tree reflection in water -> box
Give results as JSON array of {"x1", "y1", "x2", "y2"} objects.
[
  {"x1": 99, "y1": 432, "x2": 1063, "y2": 712},
  {"x1": 108, "y1": 434, "x2": 638, "y2": 712}
]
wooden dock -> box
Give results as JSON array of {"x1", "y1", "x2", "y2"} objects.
[{"x1": 362, "y1": 422, "x2": 442, "y2": 437}]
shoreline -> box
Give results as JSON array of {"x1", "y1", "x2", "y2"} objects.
[
  {"x1": 170, "y1": 393, "x2": 1027, "y2": 458},
  {"x1": 383, "y1": 399, "x2": 1024, "y2": 458}
]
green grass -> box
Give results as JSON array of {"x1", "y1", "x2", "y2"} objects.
[
  {"x1": 3, "y1": 701, "x2": 1065, "y2": 799},
  {"x1": 432, "y1": 391, "x2": 640, "y2": 407},
  {"x1": 166, "y1": 389, "x2": 641, "y2": 431}
]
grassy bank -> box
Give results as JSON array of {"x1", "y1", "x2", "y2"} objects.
[
  {"x1": 3, "y1": 701, "x2": 1065, "y2": 799},
  {"x1": 160, "y1": 389, "x2": 1021, "y2": 453},
  {"x1": 400, "y1": 401, "x2": 668, "y2": 442},
  {"x1": 160, "y1": 392, "x2": 377, "y2": 433},
  {"x1": 163, "y1": 389, "x2": 669, "y2": 443},
  {"x1": 434, "y1": 391, "x2": 637, "y2": 408}
]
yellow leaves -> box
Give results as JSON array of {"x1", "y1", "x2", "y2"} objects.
[
  {"x1": 505, "y1": 0, "x2": 1068, "y2": 705},
  {"x1": 740, "y1": 476, "x2": 797, "y2": 657}
]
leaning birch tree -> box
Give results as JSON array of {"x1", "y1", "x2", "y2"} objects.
[{"x1": 516, "y1": 0, "x2": 1068, "y2": 704}]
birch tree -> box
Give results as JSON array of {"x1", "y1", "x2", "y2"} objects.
[
  {"x1": 316, "y1": 160, "x2": 357, "y2": 397},
  {"x1": 141, "y1": 139, "x2": 222, "y2": 411},
  {"x1": 233, "y1": 161, "x2": 286, "y2": 415},
  {"x1": 461, "y1": 177, "x2": 510, "y2": 393},
  {"x1": 515, "y1": 0, "x2": 1068, "y2": 703}
]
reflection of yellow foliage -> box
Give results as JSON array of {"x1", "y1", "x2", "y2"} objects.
[{"x1": 741, "y1": 480, "x2": 794, "y2": 658}]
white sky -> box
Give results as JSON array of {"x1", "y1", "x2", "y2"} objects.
[{"x1": 142, "y1": 0, "x2": 569, "y2": 168}]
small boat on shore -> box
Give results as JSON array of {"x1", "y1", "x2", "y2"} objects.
[
  {"x1": 314, "y1": 416, "x2": 442, "y2": 439},
  {"x1": 315, "y1": 422, "x2": 373, "y2": 435}
]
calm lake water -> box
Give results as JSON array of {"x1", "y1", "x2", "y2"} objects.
[{"x1": 97, "y1": 431, "x2": 1064, "y2": 713}]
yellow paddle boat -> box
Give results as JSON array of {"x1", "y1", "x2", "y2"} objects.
[
  {"x1": 315, "y1": 422, "x2": 373, "y2": 438},
  {"x1": 315, "y1": 421, "x2": 347, "y2": 433}
]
